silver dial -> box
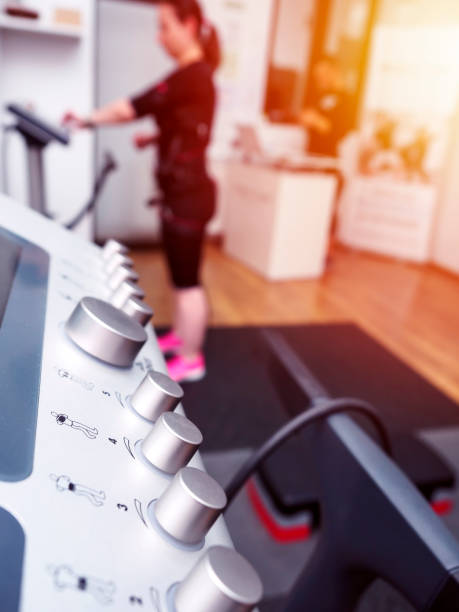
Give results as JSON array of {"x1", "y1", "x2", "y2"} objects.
[
  {"x1": 107, "y1": 266, "x2": 139, "y2": 291},
  {"x1": 174, "y1": 546, "x2": 263, "y2": 612},
  {"x1": 105, "y1": 252, "x2": 134, "y2": 275},
  {"x1": 154, "y1": 467, "x2": 227, "y2": 545},
  {"x1": 121, "y1": 297, "x2": 153, "y2": 326},
  {"x1": 110, "y1": 280, "x2": 145, "y2": 309},
  {"x1": 130, "y1": 370, "x2": 183, "y2": 422},
  {"x1": 141, "y1": 412, "x2": 203, "y2": 474},
  {"x1": 65, "y1": 297, "x2": 147, "y2": 367},
  {"x1": 102, "y1": 239, "x2": 128, "y2": 261}
]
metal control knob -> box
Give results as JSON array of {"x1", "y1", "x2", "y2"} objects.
[
  {"x1": 105, "y1": 252, "x2": 134, "y2": 276},
  {"x1": 102, "y1": 239, "x2": 128, "y2": 260},
  {"x1": 111, "y1": 280, "x2": 145, "y2": 309},
  {"x1": 142, "y1": 412, "x2": 202, "y2": 474},
  {"x1": 121, "y1": 297, "x2": 153, "y2": 326},
  {"x1": 174, "y1": 546, "x2": 263, "y2": 612},
  {"x1": 65, "y1": 297, "x2": 147, "y2": 367},
  {"x1": 107, "y1": 266, "x2": 139, "y2": 291},
  {"x1": 130, "y1": 370, "x2": 183, "y2": 422},
  {"x1": 154, "y1": 467, "x2": 227, "y2": 545}
]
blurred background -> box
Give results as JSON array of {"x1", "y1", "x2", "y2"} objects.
[
  {"x1": 1, "y1": 0, "x2": 459, "y2": 269},
  {"x1": 1, "y1": 1, "x2": 459, "y2": 610}
]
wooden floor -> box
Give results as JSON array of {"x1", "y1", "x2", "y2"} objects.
[{"x1": 131, "y1": 242, "x2": 459, "y2": 403}]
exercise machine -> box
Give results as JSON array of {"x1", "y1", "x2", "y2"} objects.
[{"x1": 3, "y1": 104, "x2": 116, "y2": 230}]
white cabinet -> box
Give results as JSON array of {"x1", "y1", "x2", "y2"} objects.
[
  {"x1": 224, "y1": 162, "x2": 336, "y2": 280},
  {"x1": 338, "y1": 177, "x2": 437, "y2": 263}
]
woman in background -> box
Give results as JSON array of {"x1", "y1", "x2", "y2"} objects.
[{"x1": 63, "y1": 0, "x2": 220, "y2": 383}]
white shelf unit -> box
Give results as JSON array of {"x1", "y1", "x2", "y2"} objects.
[{"x1": 0, "y1": 15, "x2": 82, "y2": 39}]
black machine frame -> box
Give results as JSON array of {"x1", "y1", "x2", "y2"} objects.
[
  {"x1": 285, "y1": 413, "x2": 459, "y2": 611},
  {"x1": 225, "y1": 329, "x2": 459, "y2": 611},
  {"x1": 6, "y1": 104, "x2": 70, "y2": 216},
  {"x1": 5, "y1": 104, "x2": 116, "y2": 229}
]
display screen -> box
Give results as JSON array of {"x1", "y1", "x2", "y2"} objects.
[
  {"x1": 0, "y1": 226, "x2": 48, "y2": 483},
  {"x1": 0, "y1": 234, "x2": 21, "y2": 327}
]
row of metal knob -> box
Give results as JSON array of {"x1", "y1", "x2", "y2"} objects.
[
  {"x1": 102, "y1": 241, "x2": 154, "y2": 326},
  {"x1": 132, "y1": 369, "x2": 219, "y2": 545},
  {"x1": 131, "y1": 372, "x2": 263, "y2": 611},
  {"x1": 63, "y1": 240, "x2": 263, "y2": 612}
]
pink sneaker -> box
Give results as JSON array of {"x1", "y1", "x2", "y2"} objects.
[
  {"x1": 157, "y1": 331, "x2": 183, "y2": 354},
  {"x1": 167, "y1": 354, "x2": 206, "y2": 383}
]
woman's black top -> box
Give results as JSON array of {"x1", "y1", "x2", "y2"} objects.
[{"x1": 131, "y1": 60, "x2": 216, "y2": 222}]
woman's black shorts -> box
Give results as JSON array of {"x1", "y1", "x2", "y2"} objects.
[
  {"x1": 161, "y1": 180, "x2": 215, "y2": 289},
  {"x1": 161, "y1": 213, "x2": 206, "y2": 289}
]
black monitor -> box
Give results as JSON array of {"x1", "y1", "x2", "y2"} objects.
[
  {"x1": 284, "y1": 413, "x2": 459, "y2": 611},
  {"x1": 6, "y1": 104, "x2": 69, "y2": 147}
]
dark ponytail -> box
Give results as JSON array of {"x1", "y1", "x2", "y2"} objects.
[
  {"x1": 198, "y1": 19, "x2": 220, "y2": 72},
  {"x1": 167, "y1": 0, "x2": 221, "y2": 71}
]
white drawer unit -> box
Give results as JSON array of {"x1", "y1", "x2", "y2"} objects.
[{"x1": 0, "y1": 195, "x2": 262, "y2": 612}]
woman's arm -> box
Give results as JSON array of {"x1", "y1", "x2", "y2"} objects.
[
  {"x1": 62, "y1": 98, "x2": 136, "y2": 129},
  {"x1": 89, "y1": 98, "x2": 136, "y2": 125},
  {"x1": 133, "y1": 131, "x2": 159, "y2": 149},
  {"x1": 299, "y1": 108, "x2": 331, "y2": 134}
]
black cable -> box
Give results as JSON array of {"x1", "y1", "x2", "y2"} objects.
[
  {"x1": 63, "y1": 152, "x2": 117, "y2": 230},
  {"x1": 224, "y1": 397, "x2": 392, "y2": 505}
]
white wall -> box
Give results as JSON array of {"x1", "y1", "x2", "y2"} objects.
[
  {"x1": 272, "y1": 0, "x2": 314, "y2": 72},
  {"x1": 0, "y1": 0, "x2": 95, "y2": 238},
  {"x1": 352, "y1": 23, "x2": 459, "y2": 272},
  {"x1": 95, "y1": 0, "x2": 173, "y2": 243},
  {"x1": 432, "y1": 108, "x2": 459, "y2": 274},
  {"x1": 378, "y1": 0, "x2": 459, "y2": 26},
  {"x1": 204, "y1": 0, "x2": 274, "y2": 130},
  {"x1": 363, "y1": 26, "x2": 459, "y2": 118}
]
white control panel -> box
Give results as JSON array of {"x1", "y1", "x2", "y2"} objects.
[{"x1": 0, "y1": 195, "x2": 262, "y2": 612}]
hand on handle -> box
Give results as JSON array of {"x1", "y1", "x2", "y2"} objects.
[{"x1": 62, "y1": 110, "x2": 93, "y2": 130}]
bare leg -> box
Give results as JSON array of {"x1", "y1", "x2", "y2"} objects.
[{"x1": 173, "y1": 286, "x2": 209, "y2": 359}]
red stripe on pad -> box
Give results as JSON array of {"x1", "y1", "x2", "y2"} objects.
[
  {"x1": 431, "y1": 499, "x2": 454, "y2": 516},
  {"x1": 246, "y1": 479, "x2": 311, "y2": 543}
]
